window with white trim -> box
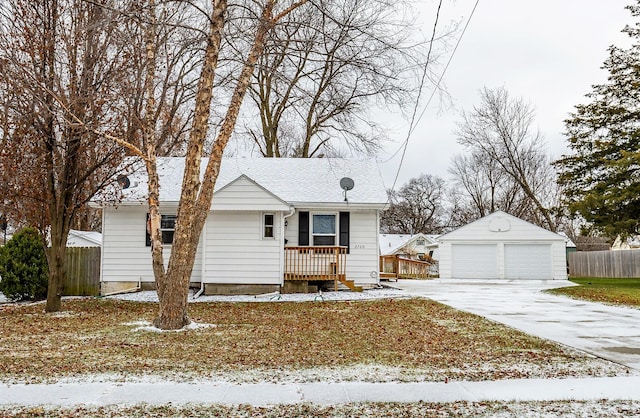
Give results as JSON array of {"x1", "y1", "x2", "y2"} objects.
[
  {"x1": 312, "y1": 213, "x2": 336, "y2": 246},
  {"x1": 263, "y1": 213, "x2": 274, "y2": 238},
  {"x1": 146, "y1": 214, "x2": 176, "y2": 246}
]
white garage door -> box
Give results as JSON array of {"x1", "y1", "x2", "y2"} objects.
[
  {"x1": 452, "y1": 244, "x2": 497, "y2": 279},
  {"x1": 504, "y1": 244, "x2": 552, "y2": 279}
]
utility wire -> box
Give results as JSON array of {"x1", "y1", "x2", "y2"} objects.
[{"x1": 388, "y1": 0, "x2": 481, "y2": 192}]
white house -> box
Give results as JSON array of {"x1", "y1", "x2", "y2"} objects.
[
  {"x1": 379, "y1": 233, "x2": 439, "y2": 261},
  {"x1": 93, "y1": 157, "x2": 388, "y2": 295},
  {"x1": 612, "y1": 235, "x2": 640, "y2": 250},
  {"x1": 438, "y1": 211, "x2": 568, "y2": 280}
]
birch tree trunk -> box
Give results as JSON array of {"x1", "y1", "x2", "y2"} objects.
[
  {"x1": 141, "y1": 0, "x2": 168, "y2": 299},
  {"x1": 151, "y1": 0, "x2": 306, "y2": 330}
]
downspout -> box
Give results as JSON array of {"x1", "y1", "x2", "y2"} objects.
[
  {"x1": 375, "y1": 208, "x2": 381, "y2": 285},
  {"x1": 197, "y1": 217, "x2": 208, "y2": 299},
  {"x1": 193, "y1": 281, "x2": 205, "y2": 299},
  {"x1": 99, "y1": 207, "x2": 106, "y2": 295},
  {"x1": 280, "y1": 207, "x2": 296, "y2": 287}
]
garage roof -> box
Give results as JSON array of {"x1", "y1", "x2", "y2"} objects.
[{"x1": 438, "y1": 211, "x2": 565, "y2": 242}]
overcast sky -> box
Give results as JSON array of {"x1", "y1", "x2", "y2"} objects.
[{"x1": 376, "y1": 0, "x2": 633, "y2": 189}]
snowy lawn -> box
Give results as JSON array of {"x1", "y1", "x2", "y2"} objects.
[
  {"x1": 0, "y1": 289, "x2": 631, "y2": 385},
  {"x1": 547, "y1": 277, "x2": 640, "y2": 308}
]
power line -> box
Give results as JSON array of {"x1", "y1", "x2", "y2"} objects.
[{"x1": 388, "y1": 0, "x2": 481, "y2": 192}]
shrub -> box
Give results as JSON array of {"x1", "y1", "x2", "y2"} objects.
[{"x1": 0, "y1": 227, "x2": 48, "y2": 301}]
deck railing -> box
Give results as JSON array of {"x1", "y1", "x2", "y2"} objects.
[
  {"x1": 284, "y1": 246, "x2": 347, "y2": 281},
  {"x1": 380, "y1": 254, "x2": 434, "y2": 279}
]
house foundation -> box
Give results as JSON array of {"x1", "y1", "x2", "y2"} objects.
[
  {"x1": 100, "y1": 281, "x2": 149, "y2": 296},
  {"x1": 203, "y1": 283, "x2": 280, "y2": 296},
  {"x1": 281, "y1": 281, "x2": 319, "y2": 294}
]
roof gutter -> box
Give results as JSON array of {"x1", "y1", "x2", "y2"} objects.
[{"x1": 288, "y1": 202, "x2": 387, "y2": 210}]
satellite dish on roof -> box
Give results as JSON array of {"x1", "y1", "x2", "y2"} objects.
[
  {"x1": 340, "y1": 177, "x2": 354, "y2": 202},
  {"x1": 340, "y1": 177, "x2": 354, "y2": 191},
  {"x1": 117, "y1": 174, "x2": 131, "y2": 189}
]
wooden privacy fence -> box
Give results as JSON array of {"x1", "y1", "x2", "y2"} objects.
[
  {"x1": 63, "y1": 247, "x2": 101, "y2": 296},
  {"x1": 569, "y1": 250, "x2": 640, "y2": 278}
]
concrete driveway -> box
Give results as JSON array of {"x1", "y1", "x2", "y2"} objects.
[{"x1": 391, "y1": 279, "x2": 640, "y2": 371}]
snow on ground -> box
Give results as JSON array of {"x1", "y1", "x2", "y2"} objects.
[
  {"x1": 123, "y1": 320, "x2": 217, "y2": 333},
  {"x1": 0, "y1": 292, "x2": 7, "y2": 304},
  {"x1": 107, "y1": 286, "x2": 409, "y2": 303}
]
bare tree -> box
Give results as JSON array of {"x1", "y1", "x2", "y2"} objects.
[
  {"x1": 381, "y1": 174, "x2": 446, "y2": 234},
  {"x1": 0, "y1": 0, "x2": 131, "y2": 311},
  {"x1": 241, "y1": 0, "x2": 436, "y2": 158},
  {"x1": 118, "y1": 1, "x2": 201, "y2": 158},
  {"x1": 121, "y1": 0, "x2": 307, "y2": 330},
  {"x1": 455, "y1": 87, "x2": 558, "y2": 231},
  {"x1": 449, "y1": 150, "x2": 533, "y2": 223}
]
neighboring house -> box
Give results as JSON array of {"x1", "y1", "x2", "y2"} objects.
[
  {"x1": 378, "y1": 233, "x2": 439, "y2": 279},
  {"x1": 611, "y1": 235, "x2": 640, "y2": 250},
  {"x1": 92, "y1": 157, "x2": 388, "y2": 295},
  {"x1": 438, "y1": 211, "x2": 568, "y2": 280},
  {"x1": 379, "y1": 233, "x2": 439, "y2": 260},
  {"x1": 67, "y1": 230, "x2": 102, "y2": 247}
]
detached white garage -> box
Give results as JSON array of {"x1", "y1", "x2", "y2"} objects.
[{"x1": 438, "y1": 211, "x2": 567, "y2": 280}]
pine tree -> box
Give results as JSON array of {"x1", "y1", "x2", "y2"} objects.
[
  {"x1": 0, "y1": 228, "x2": 48, "y2": 301},
  {"x1": 556, "y1": 2, "x2": 640, "y2": 237}
]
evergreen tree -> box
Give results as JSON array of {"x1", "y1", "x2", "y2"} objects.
[
  {"x1": 556, "y1": 2, "x2": 640, "y2": 237},
  {"x1": 0, "y1": 227, "x2": 48, "y2": 301}
]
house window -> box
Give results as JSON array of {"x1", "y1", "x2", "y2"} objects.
[
  {"x1": 312, "y1": 214, "x2": 336, "y2": 246},
  {"x1": 263, "y1": 213, "x2": 274, "y2": 238},
  {"x1": 146, "y1": 214, "x2": 176, "y2": 246},
  {"x1": 298, "y1": 211, "x2": 350, "y2": 251},
  {"x1": 416, "y1": 239, "x2": 426, "y2": 246}
]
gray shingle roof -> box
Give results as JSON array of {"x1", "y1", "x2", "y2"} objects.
[{"x1": 116, "y1": 157, "x2": 388, "y2": 207}]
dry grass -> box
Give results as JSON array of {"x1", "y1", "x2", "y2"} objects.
[
  {"x1": 4, "y1": 400, "x2": 640, "y2": 418},
  {"x1": 0, "y1": 297, "x2": 623, "y2": 384}
]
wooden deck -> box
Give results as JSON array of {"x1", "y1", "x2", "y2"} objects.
[
  {"x1": 284, "y1": 246, "x2": 360, "y2": 291},
  {"x1": 380, "y1": 254, "x2": 435, "y2": 280}
]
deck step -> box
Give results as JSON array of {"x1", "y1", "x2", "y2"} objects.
[
  {"x1": 338, "y1": 277, "x2": 363, "y2": 292},
  {"x1": 380, "y1": 272, "x2": 398, "y2": 280}
]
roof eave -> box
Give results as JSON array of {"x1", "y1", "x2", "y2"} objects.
[{"x1": 290, "y1": 201, "x2": 387, "y2": 210}]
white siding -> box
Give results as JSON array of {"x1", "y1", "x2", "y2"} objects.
[
  {"x1": 440, "y1": 212, "x2": 564, "y2": 242},
  {"x1": 204, "y1": 211, "x2": 282, "y2": 284},
  {"x1": 345, "y1": 210, "x2": 380, "y2": 285},
  {"x1": 285, "y1": 208, "x2": 379, "y2": 285},
  {"x1": 438, "y1": 212, "x2": 567, "y2": 280},
  {"x1": 438, "y1": 242, "x2": 453, "y2": 279},
  {"x1": 212, "y1": 176, "x2": 290, "y2": 211},
  {"x1": 284, "y1": 209, "x2": 299, "y2": 246},
  {"x1": 102, "y1": 204, "x2": 382, "y2": 287},
  {"x1": 101, "y1": 206, "x2": 202, "y2": 283},
  {"x1": 551, "y1": 241, "x2": 568, "y2": 280}
]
